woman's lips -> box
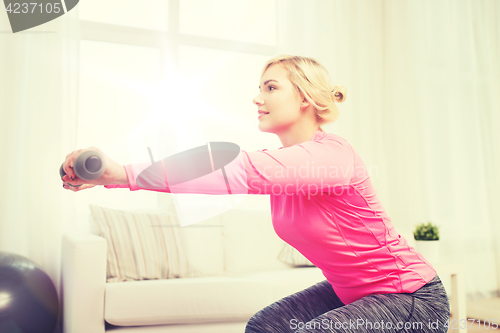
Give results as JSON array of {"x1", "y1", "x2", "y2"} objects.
[{"x1": 258, "y1": 111, "x2": 269, "y2": 119}]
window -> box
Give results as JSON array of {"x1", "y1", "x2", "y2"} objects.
[{"x1": 77, "y1": 0, "x2": 277, "y2": 212}]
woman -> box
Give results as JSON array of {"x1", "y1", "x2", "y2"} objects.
[{"x1": 62, "y1": 55, "x2": 450, "y2": 333}]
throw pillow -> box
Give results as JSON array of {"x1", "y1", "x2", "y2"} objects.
[
  {"x1": 89, "y1": 204, "x2": 201, "y2": 282},
  {"x1": 277, "y1": 243, "x2": 316, "y2": 267}
]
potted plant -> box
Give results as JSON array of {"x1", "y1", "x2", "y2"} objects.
[{"x1": 413, "y1": 221, "x2": 440, "y2": 265}]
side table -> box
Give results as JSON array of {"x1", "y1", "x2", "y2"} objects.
[{"x1": 433, "y1": 263, "x2": 467, "y2": 333}]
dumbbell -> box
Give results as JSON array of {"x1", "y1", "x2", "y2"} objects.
[{"x1": 60, "y1": 150, "x2": 106, "y2": 187}]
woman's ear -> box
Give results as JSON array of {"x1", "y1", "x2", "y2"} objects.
[{"x1": 300, "y1": 96, "x2": 310, "y2": 110}]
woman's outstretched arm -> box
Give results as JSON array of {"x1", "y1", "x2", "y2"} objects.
[{"x1": 104, "y1": 136, "x2": 354, "y2": 196}]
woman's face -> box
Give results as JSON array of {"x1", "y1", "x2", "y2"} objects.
[{"x1": 253, "y1": 64, "x2": 305, "y2": 134}]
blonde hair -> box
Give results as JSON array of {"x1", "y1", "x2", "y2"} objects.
[{"x1": 261, "y1": 55, "x2": 347, "y2": 126}]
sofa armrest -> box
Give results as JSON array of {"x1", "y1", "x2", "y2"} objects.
[{"x1": 62, "y1": 232, "x2": 107, "y2": 333}]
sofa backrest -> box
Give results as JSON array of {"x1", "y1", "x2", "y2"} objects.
[
  {"x1": 216, "y1": 195, "x2": 290, "y2": 275},
  {"x1": 87, "y1": 195, "x2": 416, "y2": 279},
  {"x1": 88, "y1": 194, "x2": 291, "y2": 279},
  {"x1": 175, "y1": 194, "x2": 291, "y2": 276}
]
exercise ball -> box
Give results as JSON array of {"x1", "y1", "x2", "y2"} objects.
[{"x1": 0, "y1": 252, "x2": 59, "y2": 333}]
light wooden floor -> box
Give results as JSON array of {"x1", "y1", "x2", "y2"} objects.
[
  {"x1": 447, "y1": 296, "x2": 500, "y2": 333},
  {"x1": 448, "y1": 320, "x2": 500, "y2": 333}
]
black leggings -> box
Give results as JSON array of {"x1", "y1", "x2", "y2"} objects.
[{"x1": 245, "y1": 274, "x2": 450, "y2": 333}]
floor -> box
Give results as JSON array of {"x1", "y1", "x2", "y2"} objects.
[
  {"x1": 447, "y1": 297, "x2": 500, "y2": 333},
  {"x1": 449, "y1": 320, "x2": 499, "y2": 333},
  {"x1": 451, "y1": 320, "x2": 500, "y2": 333}
]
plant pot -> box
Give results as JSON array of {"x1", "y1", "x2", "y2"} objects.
[{"x1": 414, "y1": 240, "x2": 440, "y2": 265}]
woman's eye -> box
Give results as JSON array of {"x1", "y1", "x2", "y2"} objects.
[{"x1": 268, "y1": 85, "x2": 276, "y2": 91}]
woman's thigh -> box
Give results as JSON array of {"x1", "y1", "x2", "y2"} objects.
[
  {"x1": 294, "y1": 274, "x2": 450, "y2": 333},
  {"x1": 245, "y1": 279, "x2": 345, "y2": 333}
]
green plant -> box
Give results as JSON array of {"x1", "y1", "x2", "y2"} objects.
[{"x1": 413, "y1": 221, "x2": 440, "y2": 241}]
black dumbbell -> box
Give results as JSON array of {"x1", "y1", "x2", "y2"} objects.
[{"x1": 60, "y1": 150, "x2": 106, "y2": 187}]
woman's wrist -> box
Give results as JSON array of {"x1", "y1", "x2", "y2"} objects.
[{"x1": 114, "y1": 165, "x2": 130, "y2": 185}]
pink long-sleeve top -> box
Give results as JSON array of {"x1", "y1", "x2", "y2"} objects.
[{"x1": 105, "y1": 129, "x2": 436, "y2": 305}]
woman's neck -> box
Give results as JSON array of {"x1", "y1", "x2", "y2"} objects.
[{"x1": 277, "y1": 125, "x2": 322, "y2": 148}]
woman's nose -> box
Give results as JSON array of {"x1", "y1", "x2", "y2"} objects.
[{"x1": 253, "y1": 94, "x2": 263, "y2": 106}]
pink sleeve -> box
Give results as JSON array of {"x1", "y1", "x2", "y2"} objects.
[{"x1": 105, "y1": 138, "x2": 354, "y2": 195}]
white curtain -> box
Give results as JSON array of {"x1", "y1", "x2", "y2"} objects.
[
  {"x1": 277, "y1": 0, "x2": 500, "y2": 299},
  {"x1": 381, "y1": 0, "x2": 500, "y2": 299},
  {"x1": 0, "y1": 8, "x2": 80, "y2": 332}
]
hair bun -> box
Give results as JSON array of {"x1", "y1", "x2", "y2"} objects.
[{"x1": 333, "y1": 85, "x2": 347, "y2": 103}]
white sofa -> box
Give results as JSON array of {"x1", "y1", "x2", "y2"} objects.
[{"x1": 61, "y1": 196, "x2": 328, "y2": 333}]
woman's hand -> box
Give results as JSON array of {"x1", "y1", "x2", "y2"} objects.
[
  {"x1": 62, "y1": 183, "x2": 97, "y2": 192},
  {"x1": 61, "y1": 146, "x2": 126, "y2": 191}
]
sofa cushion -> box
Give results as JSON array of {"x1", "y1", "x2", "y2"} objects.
[
  {"x1": 239, "y1": 267, "x2": 326, "y2": 301},
  {"x1": 174, "y1": 212, "x2": 226, "y2": 277},
  {"x1": 104, "y1": 267, "x2": 326, "y2": 326},
  {"x1": 218, "y1": 198, "x2": 290, "y2": 274},
  {"x1": 90, "y1": 205, "x2": 201, "y2": 282},
  {"x1": 90, "y1": 204, "x2": 227, "y2": 278},
  {"x1": 160, "y1": 201, "x2": 226, "y2": 277},
  {"x1": 104, "y1": 276, "x2": 272, "y2": 326},
  {"x1": 278, "y1": 243, "x2": 315, "y2": 267}
]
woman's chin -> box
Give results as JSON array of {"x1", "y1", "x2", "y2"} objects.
[{"x1": 257, "y1": 123, "x2": 271, "y2": 133}]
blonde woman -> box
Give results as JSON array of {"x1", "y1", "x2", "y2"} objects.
[{"x1": 62, "y1": 55, "x2": 450, "y2": 333}]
